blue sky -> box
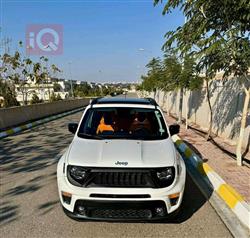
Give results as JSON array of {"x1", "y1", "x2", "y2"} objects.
[{"x1": 1, "y1": 0, "x2": 183, "y2": 82}]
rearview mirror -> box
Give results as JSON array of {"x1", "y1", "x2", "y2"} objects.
[
  {"x1": 68, "y1": 123, "x2": 78, "y2": 134},
  {"x1": 169, "y1": 124, "x2": 180, "y2": 136}
]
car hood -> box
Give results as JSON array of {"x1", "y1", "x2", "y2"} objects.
[{"x1": 67, "y1": 137, "x2": 176, "y2": 168}]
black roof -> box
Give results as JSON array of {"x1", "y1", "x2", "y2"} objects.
[{"x1": 91, "y1": 97, "x2": 158, "y2": 106}]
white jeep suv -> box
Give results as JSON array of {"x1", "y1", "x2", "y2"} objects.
[{"x1": 57, "y1": 97, "x2": 186, "y2": 221}]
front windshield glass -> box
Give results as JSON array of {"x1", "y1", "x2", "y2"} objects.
[{"x1": 77, "y1": 107, "x2": 168, "y2": 140}]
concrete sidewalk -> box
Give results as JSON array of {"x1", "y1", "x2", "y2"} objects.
[{"x1": 165, "y1": 113, "x2": 250, "y2": 203}]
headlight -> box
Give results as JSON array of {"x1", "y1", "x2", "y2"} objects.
[
  {"x1": 157, "y1": 168, "x2": 174, "y2": 180},
  {"x1": 176, "y1": 152, "x2": 182, "y2": 176},
  {"x1": 70, "y1": 166, "x2": 87, "y2": 180},
  {"x1": 156, "y1": 167, "x2": 175, "y2": 187},
  {"x1": 67, "y1": 165, "x2": 89, "y2": 186}
]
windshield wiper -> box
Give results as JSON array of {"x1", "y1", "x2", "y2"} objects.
[{"x1": 77, "y1": 133, "x2": 103, "y2": 140}]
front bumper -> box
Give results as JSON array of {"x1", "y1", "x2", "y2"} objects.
[
  {"x1": 57, "y1": 159, "x2": 186, "y2": 220},
  {"x1": 63, "y1": 200, "x2": 175, "y2": 221}
]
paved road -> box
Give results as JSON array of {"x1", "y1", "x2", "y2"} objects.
[{"x1": 0, "y1": 101, "x2": 232, "y2": 237}]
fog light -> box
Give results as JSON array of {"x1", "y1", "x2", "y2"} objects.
[
  {"x1": 61, "y1": 191, "x2": 72, "y2": 204},
  {"x1": 170, "y1": 197, "x2": 179, "y2": 206},
  {"x1": 78, "y1": 206, "x2": 86, "y2": 216},
  {"x1": 169, "y1": 193, "x2": 180, "y2": 206},
  {"x1": 155, "y1": 207, "x2": 165, "y2": 216}
]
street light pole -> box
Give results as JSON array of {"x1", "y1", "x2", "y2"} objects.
[{"x1": 68, "y1": 62, "x2": 74, "y2": 98}]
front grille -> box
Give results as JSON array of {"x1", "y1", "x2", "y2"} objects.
[
  {"x1": 89, "y1": 171, "x2": 152, "y2": 187},
  {"x1": 67, "y1": 166, "x2": 175, "y2": 188},
  {"x1": 89, "y1": 208, "x2": 152, "y2": 219}
]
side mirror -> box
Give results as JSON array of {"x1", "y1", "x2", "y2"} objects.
[
  {"x1": 169, "y1": 124, "x2": 180, "y2": 136},
  {"x1": 68, "y1": 123, "x2": 78, "y2": 134}
]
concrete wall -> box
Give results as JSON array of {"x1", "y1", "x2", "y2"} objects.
[
  {"x1": 142, "y1": 79, "x2": 250, "y2": 149},
  {"x1": 0, "y1": 98, "x2": 90, "y2": 130}
]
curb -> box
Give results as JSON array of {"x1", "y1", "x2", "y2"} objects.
[
  {"x1": 172, "y1": 134, "x2": 250, "y2": 229},
  {"x1": 0, "y1": 107, "x2": 85, "y2": 139}
]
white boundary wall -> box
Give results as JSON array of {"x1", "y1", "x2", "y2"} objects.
[
  {"x1": 142, "y1": 79, "x2": 250, "y2": 149},
  {"x1": 0, "y1": 98, "x2": 89, "y2": 130}
]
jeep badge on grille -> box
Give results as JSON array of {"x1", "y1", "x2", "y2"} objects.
[{"x1": 115, "y1": 161, "x2": 128, "y2": 166}]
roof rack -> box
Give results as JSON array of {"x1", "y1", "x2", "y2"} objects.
[
  {"x1": 90, "y1": 97, "x2": 103, "y2": 105},
  {"x1": 89, "y1": 97, "x2": 159, "y2": 107},
  {"x1": 145, "y1": 98, "x2": 158, "y2": 107}
]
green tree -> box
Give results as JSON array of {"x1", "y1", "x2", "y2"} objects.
[
  {"x1": 179, "y1": 55, "x2": 203, "y2": 126},
  {"x1": 53, "y1": 83, "x2": 62, "y2": 92},
  {"x1": 56, "y1": 93, "x2": 62, "y2": 101},
  {"x1": 50, "y1": 92, "x2": 57, "y2": 102},
  {"x1": 33, "y1": 62, "x2": 41, "y2": 83},
  {"x1": 2, "y1": 42, "x2": 35, "y2": 105},
  {"x1": 40, "y1": 56, "x2": 51, "y2": 100},
  {"x1": 0, "y1": 78, "x2": 19, "y2": 107},
  {"x1": 162, "y1": 53, "x2": 181, "y2": 91},
  {"x1": 3, "y1": 87, "x2": 20, "y2": 107},
  {"x1": 64, "y1": 81, "x2": 72, "y2": 93},
  {"x1": 161, "y1": 53, "x2": 182, "y2": 118},
  {"x1": 51, "y1": 64, "x2": 61, "y2": 77},
  {"x1": 50, "y1": 92, "x2": 63, "y2": 102},
  {"x1": 14, "y1": 41, "x2": 34, "y2": 105},
  {"x1": 1, "y1": 40, "x2": 63, "y2": 106},
  {"x1": 30, "y1": 93, "x2": 43, "y2": 104},
  {"x1": 162, "y1": 53, "x2": 202, "y2": 122},
  {"x1": 74, "y1": 82, "x2": 91, "y2": 97},
  {"x1": 141, "y1": 57, "x2": 163, "y2": 98},
  {"x1": 154, "y1": 0, "x2": 250, "y2": 165},
  {"x1": 142, "y1": 52, "x2": 202, "y2": 124},
  {"x1": 19, "y1": 57, "x2": 33, "y2": 105}
]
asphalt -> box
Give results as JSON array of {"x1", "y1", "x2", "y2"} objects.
[{"x1": 0, "y1": 95, "x2": 232, "y2": 238}]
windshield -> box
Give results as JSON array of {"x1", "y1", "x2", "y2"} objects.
[{"x1": 77, "y1": 107, "x2": 168, "y2": 140}]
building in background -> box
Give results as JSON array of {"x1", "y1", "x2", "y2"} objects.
[{"x1": 14, "y1": 77, "x2": 69, "y2": 104}]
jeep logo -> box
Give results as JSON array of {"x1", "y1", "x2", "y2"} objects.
[{"x1": 115, "y1": 161, "x2": 128, "y2": 166}]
